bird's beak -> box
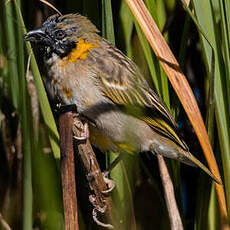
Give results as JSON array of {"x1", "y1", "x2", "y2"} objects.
[{"x1": 24, "y1": 28, "x2": 46, "y2": 42}]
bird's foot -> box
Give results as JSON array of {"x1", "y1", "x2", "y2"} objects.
[
  {"x1": 101, "y1": 171, "x2": 115, "y2": 194},
  {"x1": 73, "y1": 120, "x2": 89, "y2": 140},
  {"x1": 89, "y1": 195, "x2": 114, "y2": 229}
]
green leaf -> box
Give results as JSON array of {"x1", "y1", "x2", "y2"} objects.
[
  {"x1": 102, "y1": 0, "x2": 115, "y2": 45},
  {"x1": 4, "y1": 2, "x2": 20, "y2": 109},
  {"x1": 193, "y1": 0, "x2": 230, "y2": 222},
  {"x1": 14, "y1": 2, "x2": 60, "y2": 159}
]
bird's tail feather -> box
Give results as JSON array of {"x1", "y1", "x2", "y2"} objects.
[
  {"x1": 182, "y1": 151, "x2": 221, "y2": 184},
  {"x1": 154, "y1": 149, "x2": 221, "y2": 184}
]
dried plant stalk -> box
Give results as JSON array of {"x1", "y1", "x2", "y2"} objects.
[
  {"x1": 157, "y1": 155, "x2": 183, "y2": 230},
  {"x1": 59, "y1": 110, "x2": 79, "y2": 230}
]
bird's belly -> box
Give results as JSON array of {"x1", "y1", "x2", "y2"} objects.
[
  {"x1": 88, "y1": 109, "x2": 155, "y2": 154},
  {"x1": 89, "y1": 125, "x2": 118, "y2": 152}
]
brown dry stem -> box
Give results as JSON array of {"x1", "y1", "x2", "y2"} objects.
[
  {"x1": 157, "y1": 155, "x2": 183, "y2": 230},
  {"x1": 59, "y1": 110, "x2": 79, "y2": 230},
  {"x1": 0, "y1": 213, "x2": 11, "y2": 230}
]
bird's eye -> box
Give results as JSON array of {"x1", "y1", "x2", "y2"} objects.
[{"x1": 55, "y1": 30, "x2": 65, "y2": 40}]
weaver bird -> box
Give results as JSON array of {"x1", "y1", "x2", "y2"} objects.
[{"x1": 25, "y1": 13, "x2": 219, "y2": 183}]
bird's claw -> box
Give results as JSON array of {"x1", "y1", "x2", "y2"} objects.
[
  {"x1": 101, "y1": 171, "x2": 115, "y2": 194},
  {"x1": 73, "y1": 122, "x2": 89, "y2": 140}
]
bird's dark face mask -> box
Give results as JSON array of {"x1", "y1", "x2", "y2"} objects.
[{"x1": 24, "y1": 14, "x2": 78, "y2": 58}]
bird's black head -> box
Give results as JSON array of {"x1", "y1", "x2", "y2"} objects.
[{"x1": 24, "y1": 14, "x2": 99, "y2": 58}]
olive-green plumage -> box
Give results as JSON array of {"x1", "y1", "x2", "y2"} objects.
[{"x1": 25, "y1": 13, "x2": 219, "y2": 183}]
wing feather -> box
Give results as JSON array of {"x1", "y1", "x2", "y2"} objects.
[{"x1": 90, "y1": 40, "x2": 188, "y2": 151}]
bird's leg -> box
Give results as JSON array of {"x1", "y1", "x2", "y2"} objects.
[
  {"x1": 101, "y1": 155, "x2": 122, "y2": 194},
  {"x1": 105, "y1": 154, "x2": 122, "y2": 173}
]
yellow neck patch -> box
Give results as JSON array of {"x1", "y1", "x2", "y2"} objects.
[{"x1": 66, "y1": 38, "x2": 97, "y2": 63}]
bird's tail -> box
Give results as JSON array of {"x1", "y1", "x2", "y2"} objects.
[{"x1": 176, "y1": 150, "x2": 221, "y2": 184}]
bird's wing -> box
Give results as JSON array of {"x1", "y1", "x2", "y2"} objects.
[{"x1": 90, "y1": 41, "x2": 188, "y2": 151}]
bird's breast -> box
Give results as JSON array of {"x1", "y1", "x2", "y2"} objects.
[{"x1": 44, "y1": 52, "x2": 103, "y2": 113}]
